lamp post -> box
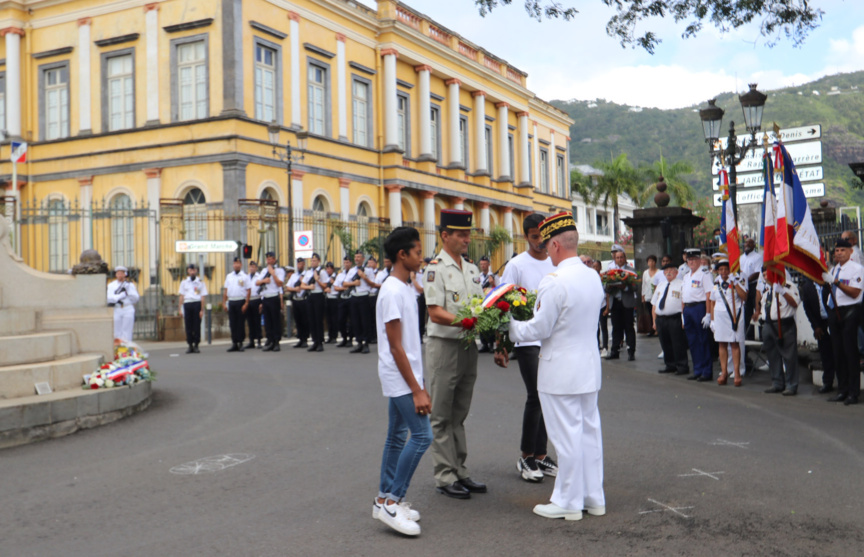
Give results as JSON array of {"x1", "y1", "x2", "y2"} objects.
[
  {"x1": 698, "y1": 84, "x2": 768, "y2": 222},
  {"x1": 268, "y1": 123, "x2": 307, "y2": 266}
]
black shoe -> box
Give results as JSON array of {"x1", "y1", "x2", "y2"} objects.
[
  {"x1": 605, "y1": 352, "x2": 620, "y2": 360},
  {"x1": 307, "y1": 343, "x2": 319, "y2": 352},
  {"x1": 369, "y1": 339, "x2": 377, "y2": 344},
  {"x1": 227, "y1": 344, "x2": 240, "y2": 352},
  {"x1": 696, "y1": 376, "x2": 711, "y2": 382},
  {"x1": 828, "y1": 393, "x2": 848, "y2": 402},
  {"x1": 627, "y1": 353, "x2": 635, "y2": 361},
  {"x1": 782, "y1": 390, "x2": 796, "y2": 396},
  {"x1": 326, "y1": 338, "x2": 337, "y2": 344},
  {"x1": 436, "y1": 482, "x2": 471, "y2": 499},
  {"x1": 675, "y1": 370, "x2": 690, "y2": 376},
  {"x1": 478, "y1": 345, "x2": 491, "y2": 353},
  {"x1": 844, "y1": 396, "x2": 858, "y2": 406},
  {"x1": 294, "y1": 341, "x2": 308, "y2": 349},
  {"x1": 658, "y1": 368, "x2": 676, "y2": 374},
  {"x1": 271, "y1": 343, "x2": 280, "y2": 352},
  {"x1": 185, "y1": 346, "x2": 194, "y2": 354},
  {"x1": 817, "y1": 385, "x2": 834, "y2": 394},
  {"x1": 337, "y1": 340, "x2": 350, "y2": 348},
  {"x1": 192, "y1": 345, "x2": 200, "y2": 353},
  {"x1": 686, "y1": 375, "x2": 699, "y2": 380},
  {"x1": 458, "y1": 478, "x2": 487, "y2": 493},
  {"x1": 238, "y1": 344, "x2": 245, "y2": 352},
  {"x1": 262, "y1": 343, "x2": 274, "y2": 352},
  {"x1": 244, "y1": 342, "x2": 256, "y2": 350},
  {"x1": 361, "y1": 344, "x2": 370, "y2": 354},
  {"x1": 764, "y1": 386, "x2": 784, "y2": 394},
  {"x1": 350, "y1": 344, "x2": 363, "y2": 354}
]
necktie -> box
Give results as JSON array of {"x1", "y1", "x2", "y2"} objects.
[
  {"x1": 658, "y1": 283, "x2": 670, "y2": 310},
  {"x1": 827, "y1": 266, "x2": 840, "y2": 309}
]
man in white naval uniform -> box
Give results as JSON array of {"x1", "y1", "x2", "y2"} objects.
[
  {"x1": 107, "y1": 266, "x2": 139, "y2": 343},
  {"x1": 503, "y1": 211, "x2": 605, "y2": 521}
]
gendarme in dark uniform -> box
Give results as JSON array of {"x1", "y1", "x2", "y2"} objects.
[{"x1": 424, "y1": 209, "x2": 486, "y2": 499}]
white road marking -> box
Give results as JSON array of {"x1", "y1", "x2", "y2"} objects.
[
  {"x1": 170, "y1": 454, "x2": 256, "y2": 475},
  {"x1": 678, "y1": 468, "x2": 725, "y2": 481},
  {"x1": 710, "y1": 438, "x2": 750, "y2": 449},
  {"x1": 639, "y1": 498, "x2": 694, "y2": 519}
]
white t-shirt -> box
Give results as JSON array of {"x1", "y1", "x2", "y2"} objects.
[
  {"x1": 376, "y1": 277, "x2": 423, "y2": 398},
  {"x1": 501, "y1": 251, "x2": 556, "y2": 348}
]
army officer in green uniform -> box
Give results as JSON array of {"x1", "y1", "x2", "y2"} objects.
[{"x1": 424, "y1": 209, "x2": 487, "y2": 499}]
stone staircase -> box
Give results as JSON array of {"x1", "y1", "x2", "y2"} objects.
[{"x1": 0, "y1": 220, "x2": 151, "y2": 449}]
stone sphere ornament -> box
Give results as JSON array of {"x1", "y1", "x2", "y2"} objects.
[{"x1": 653, "y1": 176, "x2": 670, "y2": 208}]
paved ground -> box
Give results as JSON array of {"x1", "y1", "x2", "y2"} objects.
[{"x1": 2, "y1": 335, "x2": 863, "y2": 557}]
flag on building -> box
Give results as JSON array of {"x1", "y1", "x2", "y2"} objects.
[
  {"x1": 771, "y1": 142, "x2": 828, "y2": 281},
  {"x1": 10, "y1": 141, "x2": 26, "y2": 163},
  {"x1": 760, "y1": 150, "x2": 785, "y2": 285},
  {"x1": 718, "y1": 168, "x2": 740, "y2": 272}
]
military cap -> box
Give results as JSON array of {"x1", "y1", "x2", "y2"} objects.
[{"x1": 440, "y1": 209, "x2": 472, "y2": 230}]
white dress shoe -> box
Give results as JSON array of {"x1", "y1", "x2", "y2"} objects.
[
  {"x1": 585, "y1": 506, "x2": 606, "y2": 516},
  {"x1": 533, "y1": 503, "x2": 583, "y2": 521}
]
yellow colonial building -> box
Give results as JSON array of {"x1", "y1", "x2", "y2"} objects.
[{"x1": 0, "y1": 0, "x2": 573, "y2": 308}]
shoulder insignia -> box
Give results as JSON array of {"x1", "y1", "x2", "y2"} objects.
[
  {"x1": 427, "y1": 271, "x2": 436, "y2": 282},
  {"x1": 549, "y1": 272, "x2": 558, "y2": 277},
  {"x1": 429, "y1": 260, "x2": 438, "y2": 265}
]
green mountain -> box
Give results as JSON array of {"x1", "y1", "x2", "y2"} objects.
[{"x1": 552, "y1": 70, "x2": 864, "y2": 208}]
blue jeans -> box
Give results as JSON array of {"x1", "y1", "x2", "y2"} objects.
[{"x1": 379, "y1": 393, "x2": 433, "y2": 501}]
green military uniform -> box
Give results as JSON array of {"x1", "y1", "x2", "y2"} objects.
[{"x1": 424, "y1": 247, "x2": 484, "y2": 487}]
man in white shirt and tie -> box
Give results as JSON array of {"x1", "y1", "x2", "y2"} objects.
[
  {"x1": 652, "y1": 263, "x2": 689, "y2": 376},
  {"x1": 222, "y1": 257, "x2": 250, "y2": 353},
  {"x1": 500, "y1": 211, "x2": 605, "y2": 521}
]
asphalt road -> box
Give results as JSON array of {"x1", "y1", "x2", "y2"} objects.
[{"x1": 2, "y1": 336, "x2": 863, "y2": 557}]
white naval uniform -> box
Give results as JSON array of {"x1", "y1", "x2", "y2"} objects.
[
  {"x1": 710, "y1": 274, "x2": 747, "y2": 343},
  {"x1": 509, "y1": 256, "x2": 605, "y2": 513},
  {"x1": 107, "y1": 279, "x2": 139, "y2": 342}
]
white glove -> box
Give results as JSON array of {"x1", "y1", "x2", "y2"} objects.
[
  {"x1": 822, "y1": 272, "x2": 834, "y2": 284},
  {"x1": 709, "y1": 320, "x2": 716, "y2": 333},
  {"x1": 701, "y1": 314, "x2": 712, "y2": 329},
  {"x1": 774, "y1": 283, "x2": 785, "y2": 296}
]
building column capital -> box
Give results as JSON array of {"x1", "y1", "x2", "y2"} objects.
[
  {"x1": 381, "y1": 48, "x2": 399, "y2": 58},
  {"x1": 144, "y1": 2, "x2": 160, "y2": 12},
  {"x1": 420, "y1": 191, "x2": 436, "y2": 200},
  {"x1": 445, "y1": 78, "x2": 461, "y2": 87},
  {"x1": 452, "y1": 196, "x2": 466, "y2": 204},
  {"x1": 414, "y1": 64, "x2": 432, "y2": 73},
  {"x1": 288, "y1": 11, "x2": 301, "y2": 22},
  {"x1": 566, "y1": 136, "x2": 571, "y2": 141},
  {"x1": 472, "y1": 90, "x2": 486, "y2": 98},
  {"x1": 550, "y1": 130, "x2": 555, "y2": 137},
  {"x1": 77, "y1": 17, "x2": 92, "y2": 27},
  {"x1": 338, "y1": 177, "x2": 351, "y2": 188},
  {"x1": 496, "y1": 102, "x2": 510, "y2": 109},
  {"x1": 336, "y1": 33, "x2": 346, "y2": 43},
  {"x1": 531, "y1": 120, "x2": 538, "y2": 127},
  {"x1": 78, "y1": 176, "x2": 94, "y2": 187},
  {"x1": 477, "y1": 201, "x2": 490, "y2": 209},
  {"x1": 291, "y1": 169, "x2": 306, "y2": 180},
  {"x1": 517, "y1": 111, "x2": 530, "y2": 118},
  {"x1": 0, "y1": 27, "x2": 25, "y2": 37},
  {"x1": 385, "y1": 184, "x2": 404, "y2": 193},
  {"x1": 143, "y1": 168, "x2": 162, "y2": 179},
  {"x1": 502, "y1": 206, "x2": 513, "y2": 213}
]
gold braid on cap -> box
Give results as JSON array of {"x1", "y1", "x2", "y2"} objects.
[{"x1": 540, "y1": 212, "x2": 576, "y2": 242}]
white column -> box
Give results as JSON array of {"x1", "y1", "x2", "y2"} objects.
[
  {"x1": 479, "y1": 202, "x2": 490, "y2": 234},
  {"x1": 473, "y1": 91, "x2": 486, "y2": 173},
  {"x1": 79, "y1": 177, "x2": 93, "y2": 249},
  {"x1": 4, "y1": 28, "x2": 23, "y2": 138},
  {"x1": 291, "y1": 170, "x2": 304, "y2": 216},
  {"x1": 289, "y1": 13, "x2": 302, "y2": 128},
  {"x1": 532, "y1": 121, "x2": 540, "y2": 187},
  {"x1": 416, "y1": 65, "x2": 432, "y2": 159},
  {"x1": 518, "y1": 112, "x2": 530, "y2": 185},
  {"x1": 422, "y1": 192, "x2": 436, "y2": 255},
  {"x1": 145, "y1": 168, "x2": 162, "y2": 282},
  {"x1": 387, "y1": 185, "x2": 402, "y2": 227},
  {"x1": 145, "y1": 5, "x2": 160, "y2": 124},
  {"x1": 77, "y1": 19, "x2": 92, "y2": 133},
  {"x1": 336, "y1": 34, "x2": 348, "y2": 140},
  {"x1": 446, "y1": 79, "x2": 461, "y2": 167},
  {"x1": 549, "y1": 130, "x2": 557, "y2": 195},
  {"x1": 503, "y1": 208, "x2": 513, "y2": 258},
  {"x1": 382, "y1": 49, "x2": 399, "y2": 151},
  {"x1": 339, "y1": 178, "x2": 350, "y2": 221},
  {"x1": 453, "y1": 197, "x2": 465, "y2": 210},
  {"x1": 497, "y1": 103, "x2": 509, "y2": 179}
]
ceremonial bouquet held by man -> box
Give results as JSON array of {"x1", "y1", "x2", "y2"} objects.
[
  {"x1": 452, "y1": 284, "x2": 537, "y2": 354},
  {"x1": 600, "y1": 268, "x2": 639, "y2": 291}
]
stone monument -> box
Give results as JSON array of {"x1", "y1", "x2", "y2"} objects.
[{"x1": 622, "y1": 176, "x2": 705, "y2": 272}]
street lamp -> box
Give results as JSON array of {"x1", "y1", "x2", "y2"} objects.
[
  {"x1": 267, "y1": 122, "x2": 307, "y2": 266},
  {"x1": 699, "y1": 83, "x2": 767, "y2": 221}
]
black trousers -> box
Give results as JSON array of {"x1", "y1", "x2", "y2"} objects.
[
  {"x1": 656, "y1": 313, "x2": 689, "y2": 373},
  {"x1": 262, "y1": 296, "x2": 282, "y2": 346},
  {"x1": 308, "y1": 293, "x2": 325, "y2": 345},
  {"x1": 610, "y1": 299, "x2": 635, "y2": 355},
  {"x1": 326, "y1": 297, "x2": 340, "y2": 341},
  {"x1": 829, "y1": 305, "x2": 861, "y2": 397},
  {"x1": 814, "y1": 317, "x2": 836, "y2": 387},
  {"x1": 744, "y1": 283, "x2": 758, "y2": 340},
  {"x1": 350, "y1": 295, "x2": 372, "y2": 343},
  {"x1": 292, "y1": 298, "x2": 309, "y2": 342},
  {"x1": 417, "y1": 294, "x2": 427, "y2": 338},
  {"x1": 228, "y1": 300, "x2": 246, "y2": 345},
  {"x1": 368, "y1": 295, "x2": 379, "y2": 342},
  {"x1": 338, "y1": 297, "x2": 352, "y2": 341},
  {"x1": 515, "y1": 346, "x2": 547, "y2": 456},
  {"x1": 183, "y1": 301, "x2": 202, "y2": 346},
  {"x1": 246, "y1": 298, "x2": 262, "y2": 341},
  {"x1": 597, "y1": 308, "x2": 609, "y2": 350}
]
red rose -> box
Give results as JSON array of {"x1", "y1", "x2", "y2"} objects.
[
  {"x1": 496, "y1": 300, "x2": 510, "y2": 312},
  {"x1": 461, "y1": 317, "x2": 477, "y2": 330}
]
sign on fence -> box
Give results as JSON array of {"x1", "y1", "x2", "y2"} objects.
[
  {"x1": 293, "y1": 230, "x2": 314, "y2": 253},
  {"x1": 175, "y1": 240, "x2": 240, "y2": 253}
]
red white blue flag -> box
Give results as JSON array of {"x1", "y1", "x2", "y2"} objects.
[
  {"x1": 10, "y1": 141, "x2": 26, "y2": 163},
  {"x1": 718, "y1": 169, "x2": 740, "y2": 272},
  {"x1": 760, "y1": 150, "x2": 785, "y2": 284}
]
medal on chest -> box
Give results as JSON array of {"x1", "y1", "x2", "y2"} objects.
[{"x1": 452, "y1": 292, "x2": 460, "y2": 302}]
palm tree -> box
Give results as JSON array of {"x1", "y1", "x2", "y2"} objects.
[
  {"x1": 591, "y1": 153, "x2": 642, "y2": 240},
  {"x1": 638, "y1": 156, "x2": 696, "y2": 207}
]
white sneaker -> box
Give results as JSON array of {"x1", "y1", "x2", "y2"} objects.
[
  {"x1": 533, "y1": 502, "x2": 583, "y2": 521},
  {"x1": 585, "y1": 506, "x2": 606, "y2": 516},
  {"x1": 657, "y1": 351, "x2": 664, "y2": 359},
  {"x1": 757, "y1": 363, "x2": 769, "y2": 372},
  {"x1": 600, "y1": 348, "x2": 608, "y2": 358},
  {"x1": 378, "y1": 501, "x2": 421, "y2": 535},
  {"x1": 373, "y1": 499, "x2": 420, "y2": 521},
  {"x1": 517, "y1": 457, "x2": 544, "y2": 482}
]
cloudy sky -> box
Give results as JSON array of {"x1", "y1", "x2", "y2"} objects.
[{"x1": 360, "y1": 0, "x2": 864, "y2": 109}]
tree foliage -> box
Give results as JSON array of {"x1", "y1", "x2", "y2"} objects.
[
  {"x1": 474, "y1": 0, "x2": 823, "y2": 52},
  {"x1": 590, "y1": 153, "x2": 642, "y2": 239},
  {"x1": 637, "y1": 156, "x2": 695, "y2": 207}
]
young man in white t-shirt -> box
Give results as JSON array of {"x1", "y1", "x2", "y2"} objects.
[
  {"x1": 499, "y1": 213, "x2": 558, "y2": 483},
  {"x1": 373, "y1": 226, "x2": 431, "y2": 537}
]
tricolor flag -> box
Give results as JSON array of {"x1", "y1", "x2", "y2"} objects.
[
  {"x1": 10, "y1": 141, "x2": 26, "y2": 163},
  {"x1": 770, "y1": 142, "x2": 828, "y2": 282},
  {"x1": 760, "y1": 151, "x2": 785, "y2": 285},
  {"x1": 718, "y1": 168, "x2": 740, "y2": 273}
]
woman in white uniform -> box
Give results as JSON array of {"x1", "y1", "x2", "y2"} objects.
[{"x1": 710, "y1": 260, "x2": 747, "y2": 386}]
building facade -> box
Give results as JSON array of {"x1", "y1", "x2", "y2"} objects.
[{"x1": 0, "y1": 0, "x2": 573, "y2": 295}]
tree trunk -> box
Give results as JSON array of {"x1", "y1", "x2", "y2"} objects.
[{"x1": 613, "y1": 200, "x2": 620, "y2": 241}]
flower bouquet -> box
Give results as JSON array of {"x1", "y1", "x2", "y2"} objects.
[
  {"x1": 452, "y1": 283, "x2": 537, "y2": 355},
  {"x1": 600, "y1": 268, "x2": 638, "y2": 292},
  {"x1": 83, "y1": 342, "x2": 156, "y2": 389}
]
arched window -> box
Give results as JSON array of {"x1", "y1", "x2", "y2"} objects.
[
  {"x1": 183, "y1": 187, "x2": 207, "y2": 241},
  {"x1": 260, "y1": 188, "x2": 276, "y2": 202},
  {"x1": 311, "y1": 195, "x2": 329, "y2": 259},
  {"x1": 357, "y1": 201, "x2": 371, "y2": 247},
  {"x1": 110, "y1": 194, "x2": 135, "y2": 268},
  {"x1": 259, "y1": 188, "x2": 278, "y2": 256},
  {"x1": 48, "y1": 199, "x2": 69, "y2": 272}
]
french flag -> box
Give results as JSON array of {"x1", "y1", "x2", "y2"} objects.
[
  {"x1": 760, "y1": 151, "x2": 784, "y2": 284},
  {"x1": 718, "y1": 169, "x2": 740, "y2": 273}
]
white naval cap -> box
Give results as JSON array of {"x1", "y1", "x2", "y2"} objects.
[
  {"x1": 610, "y1": 244, "x2": 625, "y2": 253},
  {"x1": 115, "y1": 266, "x2": 128, "y2": 272}
]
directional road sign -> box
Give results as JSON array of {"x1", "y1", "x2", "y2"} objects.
[
  {"x1": 712, "y1": 183, "x2": 825, "y2": 207},
  {"x1": 712, "y1": 140, "x2": 822, "y2": 175},
  {"x1": 712, "y1": 165, "x2": 823, "y2": 190},
  {"x1": 716, "y1": 124, "x2": 821, "y2": 148},
  {"x1": 176, "y1": 240, "x2": 240, "y2": 253}
]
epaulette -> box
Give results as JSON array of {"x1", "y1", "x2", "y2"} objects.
[{"x1": 429, "y1": 259, "x2": 439, "y2": 265}]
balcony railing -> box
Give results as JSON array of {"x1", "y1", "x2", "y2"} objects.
[
  {"x1": 484, "y1": 56, "x2": 501, "y2": 72},
  {"x1": 428, "y1": 25, "x2": 450, "y2": 46},
  {"x1": 458, "y1": 41, "x2": 478, "y2": 61},
  {"x1": 396, "y1": 6, "x2": 421, "y2": 29}
]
